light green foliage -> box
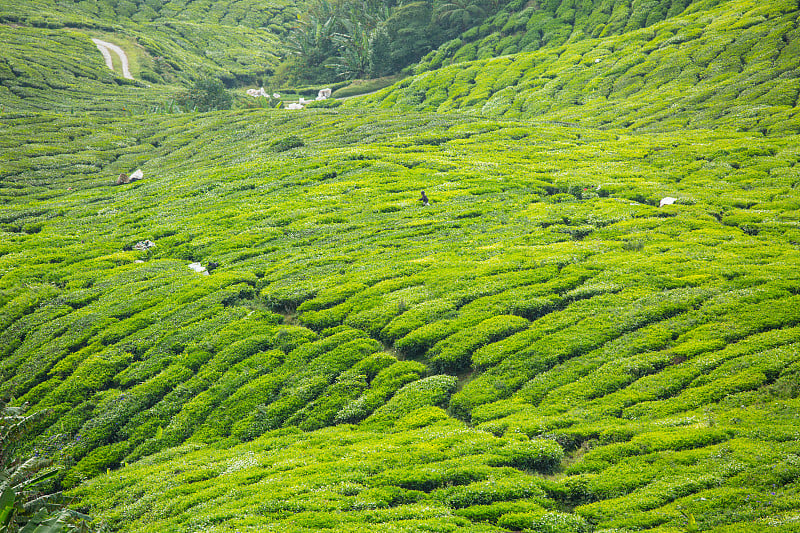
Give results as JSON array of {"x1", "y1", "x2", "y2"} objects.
[
  {"x1": 1, "y1": 107, "x2": 796, "y2": 531},
  {"x1": 497, "y1": 509, "x2": 590, "y2": 533},
  {"x1": 0, "y1": 26, "x2": 179, "y2": 114},
  {"x1": 358, "y1": 0, "x2": 800, "y2": 134},
  {"x1": 363, "y1": 375, "x2": 458, "y2": 429},
  {"x1": 2, "y1": 0, "x2": 800, "y2": 530},
  {"x1": 0, "y1": 0, "x2": 289, "y2": 97},
  {"x1": 69, "y1": 422, "x2": 560, "y2": 531}
]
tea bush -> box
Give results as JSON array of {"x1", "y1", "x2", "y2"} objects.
[
  {"x1": 497, "y1": 510, "x2": 590, "y2": 533},
  {"x1": 364, "y1": 375, "x2": 458, "y2": 429},
  {"x1": 356, "y1": 0, "x2": 800, "y2": 135}
]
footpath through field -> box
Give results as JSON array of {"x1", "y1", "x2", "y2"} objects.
[{"x1": 92, "y1": 38, "x2": 133, "y2": 80}]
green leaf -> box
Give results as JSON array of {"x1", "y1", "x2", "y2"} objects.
[
  {"x1": 19, "y1": 508, "x2": 66, "y2": 533},
  {"x1": 20, "y1": 468, "x2": 59, "y2": 490},
  {"x1": 0, "y1": 485, "x2": 16, "y2": 528}
]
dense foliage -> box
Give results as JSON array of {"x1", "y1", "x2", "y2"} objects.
[
  {"x1": 2, "y1": 104, "x2": 799, "y2": 530},
  {"x1": 283, "y1": 0, "x2": 705, "y2": 84},
  {"x1": 352, "y1": 0, "x2": 800, "y2": 135},
  {"x1": 1, "y1": 403, "x2": 97, "y2": 532},
  {"x1": 178, "y1": 77, "x2": 233, "y2": 112},
  {"x1": 415, "y1": 0, "x2": 701, "y2": 72},
  {"x1": 1, "y1": 0, "x2": 799, "y2": 531},
  {"x1": 0, "y1": 0, "x2": 291, "y2": 88},
  {"x1": 280, "y1": 0, "x2": 492, "y2": 83}
]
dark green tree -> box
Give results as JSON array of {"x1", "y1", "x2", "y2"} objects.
[
  {"x1": 383, "y1": 1, "x2": 434, "y2": 69},
  {"x1": 181, "y1": 76, "x2": 233, "y2": 112},
  {"x1": 285, "y1": 0, "x2": 343, "y2": 83}
]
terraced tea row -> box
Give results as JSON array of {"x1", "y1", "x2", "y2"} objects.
[
  {"x1": 0, "y1": 0, "x2": 291, "y2": 106},
  {"x1": 353, "y1": 0, "x2": 800, "y2": 134}
]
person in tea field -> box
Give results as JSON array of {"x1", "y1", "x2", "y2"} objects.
[{"x1": 419, "y1": 190, "x2": 430, "y2": 206}]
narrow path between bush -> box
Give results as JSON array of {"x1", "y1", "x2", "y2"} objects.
[{"x1": 92, "y1": 38, "x2": 133, "y2": 80}]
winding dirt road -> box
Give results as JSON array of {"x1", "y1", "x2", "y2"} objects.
[{"x1": 92, "y1": 38, "x2": 133, "y2": 80}]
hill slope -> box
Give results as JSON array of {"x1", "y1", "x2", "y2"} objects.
[
  {"x1": 351, "y1": 0, "x2": 799, "y2": 133},
  {"x1": 414, "y1": 0, "x2": 702, "y2": 71},
  {"x1": 0, "y1": 0, "x2": 294, "y2": 110},
  {"x1": 2, "y1": 106, "x2": 799, "y2": 530},
  {"x1": 2, "y1": 0, "x2": 800, "y2": 531}
]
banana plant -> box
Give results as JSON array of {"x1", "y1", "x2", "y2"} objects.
[{"x1": 0, "y1": 404, "x2": 96, "y2": 533}]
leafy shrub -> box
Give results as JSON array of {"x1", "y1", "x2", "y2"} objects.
[
  {"x1": 62, "y1": 441, "x2": 129, "y2": 489},
  {"x1": 429, "y1": 315, "x2": 530, "y2": 373},
  {"x1": 380, "y1": 299, "x2": 456, "y2": 343},
  {"x1": 541, "y1": 474, "x2": 599, "y2": 507},
  {"x1": 488, "y1": 438, "x2": 564, "y2": 473},
  {"x1": 363, "y1": 375, "x2": 458, "y2": 429},
  {"x1": 374, "y1": 466, "x2": 450, "y2": 493},
  {"x1": 335, "y1": 360, "x2": 427, "y2": 423},
  {"x1": 498, "y1": 510, "x2": 590, "y2": 533},
  {"x1": 395, "y1": 320, "x2": 457, "y2": 359},
  {"x1": 453, "y1": 500, "x2": 546, "y2": 524},
  {"x1": 394, "y1": 406, "x2": 450, "y2": 430},
  {"x1": 436, "y1": 477, "x2": 546, "y2": 508},
  {"x1": 179, "y1": 76, "x2": 232, "y2": 112},
  {"x1": 270, "y1": 135, "x2": 305, "y2": 152},
  {"x1": 305, "y1": 98, "x2": 342, "y2": 109}
]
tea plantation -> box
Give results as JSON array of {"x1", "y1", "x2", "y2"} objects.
[
  {"x1": 0, "y1": 0, "x2": 294, "y2": 97},
  {"x1": 356, "y1": 0, "x2": 800, "y2": 134},
  {"x1": 1, "y1": 0, "x2": 799, "y2": 531}
]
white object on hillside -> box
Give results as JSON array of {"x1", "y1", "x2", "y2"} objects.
[
  {"x1": 317, "y1": 88, "x2": 332, "y2": 100},
  {"x1": 286, "y1": 102, "x2": 304, "y2": 110},
  {"x1": 188, "y1": 262, "x2": 209, "y2": 275},
  {"x1": 247, "y1": 87, "x2": 269, "y2": 97},
  {"x1": 273, "y1": 93, "x2": 281, "y2": 99},
  {"x1": 92, "y1": 38, "x2": 133, "y2": 80},
  {"x1": 133, "y1": 240, "x2": 155, "y2": 251},
  {"x1": 130, "y1": 169, "x2": 144, "y2": 181},
  {"x1": 594, "y1": 58, "x2": 601, "y2": 63},
  {"x1": 299, "y1": 97, "x2": 310, "y2": 105},
  {"x1": 659, "y1": 196, "x2": 677, "y2": 207}
]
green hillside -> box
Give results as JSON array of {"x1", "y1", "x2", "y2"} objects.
[
  {"x1": 2, "y1": 0, "x2": 800, "y2": 531},
  {"x1": 4, "y1": 107, "x2": 800, "y2": 530},
  {"x1": 352, "y1": 0, "x2": 800, "y2": 134},
  {"x1": 415, "y1": 0, "x2": 702, "y2": 72},
  {"x1": 0, "y1": 0, "x2": 294, "y2": 102}
]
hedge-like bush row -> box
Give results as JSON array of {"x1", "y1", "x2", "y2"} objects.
[{"x1": 355, "y1": 0, "x2": 800, "y2": 135}]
